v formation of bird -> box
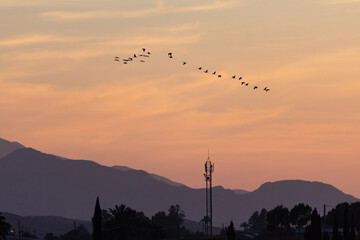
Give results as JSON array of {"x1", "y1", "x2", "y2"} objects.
[
  {"x1": 114, "y1": 48, "x2": 150, "y2": 64},
  {"x1": 115, "y1": 49, "x2": 270, "y2": 93}
]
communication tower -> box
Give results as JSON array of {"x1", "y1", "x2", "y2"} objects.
[{"x1": 204, "y1": 151, "x2": 214, "y2": 237}]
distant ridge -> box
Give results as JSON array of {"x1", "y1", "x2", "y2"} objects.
[
  {"x1": 0, "y1": 139, "x2": 358, "y2": 225},
  {"x1": 2, "y1": 212, "x2": 91, "y2": 238},
  {"x1": 0, "y1": 138, "x2": 24, "y2": 158},
  {"x1": 112, "y1": 165, "x2": 185, "y2": 187},
  {"x1": 232, "y1": 189, "x2": 249, "y2": 195}
]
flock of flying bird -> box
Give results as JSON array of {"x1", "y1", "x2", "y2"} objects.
[{"x1": 114, "y1": 48, "x2": 271, "y2": 93}]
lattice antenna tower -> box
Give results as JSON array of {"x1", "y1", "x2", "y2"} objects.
[{"x1": 204, "y1": 150, "x2": 214, "y2": 237}]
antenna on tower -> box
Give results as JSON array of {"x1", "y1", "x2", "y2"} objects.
[{"x1": 204, "y1": 151, "x2": 214, "y2": 237}]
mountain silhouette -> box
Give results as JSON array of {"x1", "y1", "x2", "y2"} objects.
[
  {"x1": 113, "y1": 165, "x2": 186, "y2": 187},
  {"x1": 232, "y1": 189, "x2": 249, "y2": 195},
  {"x1": 0, "y1": 145, "x2": 358, "y2": 225},
  {"x1": 0, "y1": 138, "x2": 24, "y2": 158},
  {"x1": 2, "y1": 212, "x2": 91, "y2": 238}
]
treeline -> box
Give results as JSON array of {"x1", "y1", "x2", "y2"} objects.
[
  {"x1": 239, "y1": 202, "x2": 360, "y2": 240},
  {"x1": 100, "y1": 204, "x2": 200, "y2": 240},
  {"x1": 50, "y1": 203, "x2": 201, "y2": 240}
]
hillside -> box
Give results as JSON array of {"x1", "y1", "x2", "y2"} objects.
[
  {"x1": 0, "y1": 138, "x2": 24, "y2": 158},
  {"x1": 2, "y1": 212, "x2": 91, "y2": 238},
  {"x1": 0, "y1": 146, "x2": 358, "y2": 225}
]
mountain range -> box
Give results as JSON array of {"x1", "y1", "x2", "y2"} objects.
[{"x1": 0, "y1": 138, "x2": 358, "y2": 227}]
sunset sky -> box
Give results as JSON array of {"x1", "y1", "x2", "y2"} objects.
[{"x1": 1, "y1": 0, "x2": 360, "y2": 196}]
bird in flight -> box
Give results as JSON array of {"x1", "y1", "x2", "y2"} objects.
[
  {"x1": 204, "y1": 70, "x2": 208, "y2": 73},
  {"x1": 212, "y1": 71, "x2": 216, "y2": 75},
  {"x1": 245, "y1": 83, "x2": 249, "y2": 86},
  {"x1": 218, "y1": 75, "x2": 222, "y2": 78},
  {"x1": 147, "y1": 52, "x2": 151, "y2": 55},
  {"x1": 253, "y1": 86, "x2": 258, "y2": 90},
  {"x1": 238, "y1": 77, "x2": 242, "y2": 80},
  {"x1": 114, "y1": 58, "x2": 119, "y2": 62},
  {"x1": 232, "y1": 75, "x2": 236, "y2": 79},
  {"x1": 142, "y1": 48, "x2": 146, "y2": 52},
  {"x1": 133, "y1": 54, "x2": 137, "y2": 58},
  {"x1": 241, "y1": 82, "x2": 245, "y2": 85},
  {"x1": 183, "y1": 62, "x2": 187, "y2": 65},
  {"x1": 198, "y1": 67, "x2": 202, "y2": 70},
  {"x1": 140, "y1": 60, "x2": 145, "y2": 63}
]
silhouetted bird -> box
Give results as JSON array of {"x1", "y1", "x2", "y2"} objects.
[
  {"x1": 183, "y1": 62, "x2": 187, "y2": 65},
  {"x1": 253, "y1": 86, "x2": 258, "y2": 90},
  {"x1": 114, "y1": 58, "x2": 119, "y2": 62},
  {"x1": 115, "y1": 56, "x2": 119, "y2": 59},
  {"x1": 232, "y1": 75, "x2": 236, "y2": 79},
  {"x1": 239, "y1": 77, "x2": 242, "y2": 80},
  {"x1": 266, "y1": 89, "x2": 270, "y2": 92},
  {"x1": 142, "y1": 55, "x2": 149, "y2": 58},
  {"x1": 142, "y1": 48, "x2": 146, "y2": 52},
  {"x1": 241, "y1": 82, "x2": 245, "y2": 85},
  {"x1": 133, "y1": 54, "x2": 137, "y2": 58},
  {"x1": 218, "y1": 75, "x2": 222, "y2": 78},
  {"x1": 245, "y1": 83, "x2": 249, "y2": 86},
  {"x1": 123, "y1": 59, "x2": 130, "y2": 61},
  {"x1": 129, "y1": 57, "x2": 133, "y2": 61},
  {"x1": 264, "y1": 87, "x2": 267, "y2": 91},
  {"x1": 147, "y1": 52, "x2": 151, "y2": 55},
  {"x1": 198, "y1": 67, "x2": 202, "y2": 70},
  {"x1": 140, "y1": 60, "x2": 145, "y2": 63},
  {"x1": 212, "y1": 71, "x2": 216, "y2": 75},
  {"x1": 123, "y1": 62, "x2": 127, "y2": 64},
  {"x1": 168, "y1": 53, "x2": 172, "y2": 57},
  {"x1": 204, "y1": 70, "x2": 208, "y2": 73}
]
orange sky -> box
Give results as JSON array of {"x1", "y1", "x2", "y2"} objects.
[{"x1": 1, "y1": 0, "x2": 360, "y2": 197}]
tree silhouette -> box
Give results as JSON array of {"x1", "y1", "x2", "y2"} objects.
[
  {"x1": 350, "y1": 215, "x2": 356, "y2": 240},
  {"x1": 290, "y1": 203, "x2": 312, "y2": 230},
  {"x1": 305, "y1": 209, "x2": 321, "y2": 240},
  {"x1": 92, "y1": 197, "x2": 102, "y2": 240},
  {"x1": 0, "y1": 213, "x2": 10, "y2": 239},
  {"x1": 200, "y1": 216, "x2": 211, "y2": 234},
  {"x1": 333, "y1": 215, "x2": 339, "y2": 240},
  {"x1": 248, "y1": 209, "x2": 267, "y2": 233},
  {"x1": 344, "y1": 203, "x2": 350, "y2": 240},
  {"x1": 168, "y1": 204, "x2": 185, "y2": 237},
  {"x1": 227, "y1": 221, "x2": 235, "y2": 240},
  {"x1": 103, "y1": 204, "x2": 162, "y2": 240},
  {"x1": 267, "y1": 205, "x2": 290, "y2": 231}
]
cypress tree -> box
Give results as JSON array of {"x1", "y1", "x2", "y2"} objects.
[
  {"x1": 333, "y1": 215, "x2": 339, "y2": 240},
  {"x1": 350, "y1": 215, "x2": 356, "y2": 240},
  {"x1": 310, "y1": 209, "x2": 322, "y2": 240},
  {"x1": 92, "y1": 196, "x2": 102, "y2": 240},
  {"x1": 344, "y1": 203, "x2": 350, "y2": 240},
  {"x1": 227, "y1": 220, "x2": 235, "y2": 240}
]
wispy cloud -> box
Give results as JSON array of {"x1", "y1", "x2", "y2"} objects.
[
  {"x1": 0, "y1": 0, "x2": 45, "y2": 7},
  {"x1": 0, "y1": 34, "x2": 90, "y2": 47},
  {"x1": 322, "y1": 0, "x2": 360, "y2": 4},
  {"x1": 156, "y1": 23, "x2": 201, "y2": 34},
  {"x1": 41, "y1": 0, "x2": 239, "y2": 21}
]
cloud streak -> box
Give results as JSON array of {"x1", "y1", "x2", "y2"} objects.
[
  {"x1": 41, "y1": 0, "x2": 239, "y2": 21},
  {"x1": 0, "y1": 34, "x2": 90, "y2": 47}
]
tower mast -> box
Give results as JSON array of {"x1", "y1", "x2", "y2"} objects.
[{"x1": 204, "y1": 151, "x2": 214, "y2": 237}]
